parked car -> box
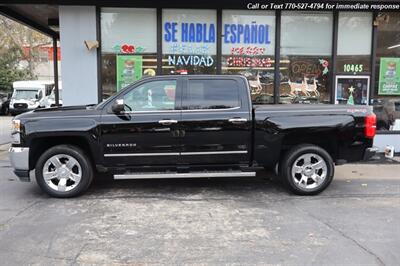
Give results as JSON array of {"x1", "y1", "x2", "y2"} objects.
[
  {"x1": 9, "y1": 80, "x2": 54, "y2": 115},
  {"x1": 0, "y1": 91, "x2": 11, "y2": 115},
  {"x1": 9, "y1": 75, "x2": 377, "y2": 198}
]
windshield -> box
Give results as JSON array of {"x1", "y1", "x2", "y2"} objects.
[{"x1": 12, "y1": 89, "x2": 38, "y2": 100}]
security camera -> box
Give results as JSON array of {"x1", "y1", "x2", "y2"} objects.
[
  {"x1": 84, "y1": 40, "x2": 99, "y2": 50},
  {"x1": 374, "y1": 14, "x2": 390, "y2": 26}
]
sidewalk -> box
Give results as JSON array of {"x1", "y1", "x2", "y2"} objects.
[
  {"x1": 0, "y1": 116, "x2": 12, "y2": 145},
  {"x1": 0, "y1": 143, "x2": 10, "y2": 161}
]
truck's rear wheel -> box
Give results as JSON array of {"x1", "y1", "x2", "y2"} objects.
[
  {"x1": 35, "y1": 145, "x2": 93, "y2": 198},
  {"x1": 281, "y1": 144, "x2": 334, "y2": 195}
]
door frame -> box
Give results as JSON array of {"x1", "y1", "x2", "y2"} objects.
[{"x1": 99, "y1": 77, "x2": 183, "y2": 166}]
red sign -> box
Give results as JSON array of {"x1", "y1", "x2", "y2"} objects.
[{"x1": 227, "y1": 57, "x2": 272, "y2": 67}]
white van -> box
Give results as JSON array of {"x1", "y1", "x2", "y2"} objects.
[
  {"x1": 10, "y1": 80, "x2": 54, "y2": 115},
  {"x1": 39, "y1": 82, "x2": 62, "y2": 108}
]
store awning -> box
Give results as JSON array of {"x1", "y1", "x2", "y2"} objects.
[{"x1": 0, "y1": 4, "x2": 59, "y2": 39}]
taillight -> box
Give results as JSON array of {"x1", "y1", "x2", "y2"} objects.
[{"x1": 365, "y1": 114, "x2": 376, "y2": 139}]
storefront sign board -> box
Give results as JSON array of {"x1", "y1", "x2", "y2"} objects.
[
  {"x1": 379, "y1": 57, "x2": 400, "y2": 95},
  {"x1": 116, "y1": 55, "x2": 143, "y2": 91}
]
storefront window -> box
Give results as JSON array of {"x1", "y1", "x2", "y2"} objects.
[
  {"x1": 221, "y1": 10, "x2": 275, "y2": 104},
  {"x1": 162, "y1": 9, "x2": 217, "y2": 75},
  {"x1": 280, "y1": 12, "x2": 333, "y2": 104},
  {"x1": 101, "y1": 8, "x2": 157, "y2": 100},
  {"x1": 373, "y1": 12, "x2": 400, "y2": 131},
  {"x1": 335, "y1": 12, "x2": 372, "y2": 105}
]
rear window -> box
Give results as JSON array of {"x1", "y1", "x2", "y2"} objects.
[{"x1": 183, "y1": 79, "x2": 240, "y2": 110}]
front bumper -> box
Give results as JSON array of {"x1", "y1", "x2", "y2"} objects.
[
  {"x1": 10, "y1": 107, "x2": 35, "y2": 115},
  {"x1": 9, "y1": 147, "x2": 30, "y2": 182}
]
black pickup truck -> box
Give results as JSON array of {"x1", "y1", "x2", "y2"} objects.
[{"x1": 9, "y1": 75, "x2": 377, "y2": 197}]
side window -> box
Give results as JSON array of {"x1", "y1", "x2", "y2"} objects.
[
  {"x1": 184, "y1": 79, "x2": 240, "y2": 110},
  {"x1": 123, "y1": 80, "x2": 177, "y2": 111}
]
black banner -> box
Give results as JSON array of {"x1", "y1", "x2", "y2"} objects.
[{"x1": 246, "y1": 1, "x2": 400, "y2": 11}]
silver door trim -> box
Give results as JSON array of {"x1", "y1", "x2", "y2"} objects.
[
  {"x1": 181, "y1": 106, "x2": 241, "y2": 112},
  {"x1": 181, "y1": 150, "x2": 247, "y2": 155},
  {"x1": 158, "y1": 119, "x2": 178, "y2": 125},
  {"x1": 104, "y1": 152, "x2": 179, "y2": 157},
  {"x1": 228, "y1": 118, "x2": 248, "y2": 124},
  {"x1": 104, "y1": 150, "x2": 247, "y2": 157}
]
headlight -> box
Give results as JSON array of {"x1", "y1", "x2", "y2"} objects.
[
  {"x1": 11, "y1": 119, "x2": 21, "y2": 133},
  {"x1": 11, "y1": 119, "x2": 21, "y2": 144}
]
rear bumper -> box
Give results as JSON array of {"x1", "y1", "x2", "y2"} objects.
[
  {"x1": 9, "y1": 147, "x2": 30, "y2": 182},
  {"x1": 363, "y1": 147, "x2": 379, "y2": 161}
]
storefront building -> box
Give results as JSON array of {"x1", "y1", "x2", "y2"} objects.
[{"x1": 1, "y1": 1, "x2": 400, "y2": 151}]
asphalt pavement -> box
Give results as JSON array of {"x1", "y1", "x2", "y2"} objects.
[
  {"x1": 0, "y1": 156, "x2": 399, "y2": 265},
  {"x1": 0, "y1": 114, "x2": 399, "y2": 265}
]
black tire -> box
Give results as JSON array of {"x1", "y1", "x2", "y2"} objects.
[
  {"x1": 280, "y1": 144, "x2": 334, "y2": 195},
  {"x1": 3, "y1": 105, "x2": 9, "y2": 115},
  {"x1": 35, "y1": 145, "x2": 93, "y2": 198}
]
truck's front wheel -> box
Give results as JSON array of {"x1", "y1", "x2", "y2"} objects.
[
  {"x1": 35, "y1": 145, "x2": 93, "y2": 198},
  {"x1": 281, "y1": 144, "x2": 334, "y2": 195}
]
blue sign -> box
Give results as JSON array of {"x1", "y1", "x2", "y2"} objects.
[
  {"x1": 164, "y1": 22, "x2": 216, "y2": 43},
  {"x1": 224, "y1": 23, "x2": 271, "y2": 44},
  {"x1": 164, "y1": 22, "x2": 271, "y2": 45}
]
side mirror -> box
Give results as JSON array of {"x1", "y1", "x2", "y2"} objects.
[{"x1": 112, "y1": 99, "x2": 125, "y2": 113}]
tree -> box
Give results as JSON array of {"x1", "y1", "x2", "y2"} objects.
[
  {"x1": 0, "y1": 47, "x2": 34, "y2": 92},
  {"x1": 0, "y1": 15, "x2": 51, "y2": 92}
]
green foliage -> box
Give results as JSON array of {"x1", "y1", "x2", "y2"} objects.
[
  {"x1": 0, "y1": 47, "x2": 35, "y2": 92},
  {"x1": 0, "y1": 15, "x2": 50, "y2": 92}
]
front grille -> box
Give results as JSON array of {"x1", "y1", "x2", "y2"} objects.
[{"x1": 14, "y1": 103, "x2": 28, "y2": 109}]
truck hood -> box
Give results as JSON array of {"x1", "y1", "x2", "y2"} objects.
[
  {"x1": 15, "y1": 104, "x2": 101, "y2": 120},
  {"x1": 34, "y1": 104, "x2": 96, "y2": 112}
]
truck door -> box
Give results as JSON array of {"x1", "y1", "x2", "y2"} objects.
[
  {"x1": 100, "y1": 78, "x2": 182, "y2": 167},
  {"x1": 179, "y1": 77, "x2": 252, "y2": 165}
]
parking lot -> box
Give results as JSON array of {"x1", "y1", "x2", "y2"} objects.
[{"x1": 0, "y1": 151, "x2": 399, "y2": 265}]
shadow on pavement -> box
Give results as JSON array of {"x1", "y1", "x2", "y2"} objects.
[{"x1": 84, "y1": 171, "x2": 289, "y2": 199}]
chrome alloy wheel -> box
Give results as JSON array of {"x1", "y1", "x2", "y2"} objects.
[
  {"x1": 291, "y1": 153, "x2": 327, "y2": 190},
  {"x1": 42, "y1": 154, "x2": 82, "y2": 192}
]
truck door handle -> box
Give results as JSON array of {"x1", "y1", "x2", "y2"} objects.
[
  {"x1": 228, "y1": 118, "x2": 247, "y2": 124},
  {"x1": 158, "y1": 119, "x2": 178, "y2": 125}
]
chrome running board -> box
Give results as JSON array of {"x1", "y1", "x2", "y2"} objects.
[{"x1": 114, "y1": 171, "x2": 256, "y2": 180}]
